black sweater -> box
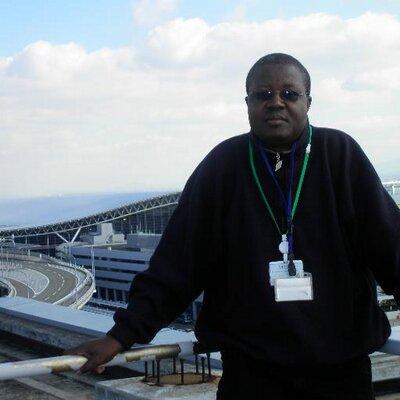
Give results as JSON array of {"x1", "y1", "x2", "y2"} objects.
[{"x1": 108, "y1": 125, "x2": 400, "y2": 367}]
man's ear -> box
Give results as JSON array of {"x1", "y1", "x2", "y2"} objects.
[{"x1": 307, "y1": 96, "x2": 312, "y2": 111}]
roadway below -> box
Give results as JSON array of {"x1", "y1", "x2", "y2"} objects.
[
  {"x1": 30, "y1": 262, "x2": 77, "y2": 303},
  {"x1": 5, "y1": 279, "x2": 34, "y2": 299},
  {"x1": 0, "y1": 259, "x2": 81, "y2": 304}
]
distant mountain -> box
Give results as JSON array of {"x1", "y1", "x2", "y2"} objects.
[{"x1": 0, "y1": 191, "x2": 171, "y2": 229}]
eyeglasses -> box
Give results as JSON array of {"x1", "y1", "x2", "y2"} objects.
[{"x1": 248, "y1": 89, "x2": 307, "y2": 103}]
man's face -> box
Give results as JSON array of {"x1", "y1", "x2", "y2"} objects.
[{"x1": 246, "y1": 63, "x2": 311, "y2": 151}]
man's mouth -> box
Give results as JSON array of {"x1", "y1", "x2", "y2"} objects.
[
  {"x1": 265, "y1": 117, "x2": 287, "y2": 125},
  {"x1": 265, "y1": 115, "x2": 287, "y2": 122}
]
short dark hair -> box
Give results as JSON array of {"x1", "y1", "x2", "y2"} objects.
[{"x1": 245, "y1": 53, "x2": 311, "y2": 95}]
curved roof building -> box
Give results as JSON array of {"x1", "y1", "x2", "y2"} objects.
[{"x1": 0, "y1": 192, "x2": 181, "y2": 250}]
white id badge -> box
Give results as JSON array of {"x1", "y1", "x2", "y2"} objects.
[
  {"x1": 269, "y1": 260, "x2": 304, "y2": 286},
  {"x1": 274, "y1": 273, "x2": 313, "y2": 302}
]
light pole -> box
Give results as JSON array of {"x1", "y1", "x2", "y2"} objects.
[
  {"x1": 90, "y1": 246, "x2": 95, "y2": 280},
  {"x1": 73, "y1": 256, "x2": 78, "y2": 306},
  {"x1": 69, "y1": 252, "x2": 79, "y2": 307}
]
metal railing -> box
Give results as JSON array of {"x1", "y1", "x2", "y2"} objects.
[{"x1": 0, "y1": 341, "x2": 217, "y2": 382}]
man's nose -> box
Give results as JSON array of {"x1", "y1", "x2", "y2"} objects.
[{"x1": 267, "y1": 92, "x2": 285, "y2": 108}]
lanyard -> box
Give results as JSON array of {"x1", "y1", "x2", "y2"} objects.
[
  {"x1": 257, "y1": 137, "x2": 298, "y2": 220},
  {"x1": 248, "y1": 125, "x2": 313, "y2": 257}
]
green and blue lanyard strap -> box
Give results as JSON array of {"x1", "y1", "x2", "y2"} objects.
[{"x1": 248, "y1": 125, "x2": 313, "y2": 275}]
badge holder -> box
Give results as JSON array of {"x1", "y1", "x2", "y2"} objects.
[
  {"x1": 270, "y1": 234, "x2": 314, "y2": 302},
  {"x1": 274, "y1": 272, "x2": 313, "y2": 302}
]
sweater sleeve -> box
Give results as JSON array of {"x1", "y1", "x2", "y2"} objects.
[
  {"x1": 107, "y1": 153, "x2": 216, "y2": 349},
  {"x1": 343, "y1": 137, "x2": 400, "y2": 304}
]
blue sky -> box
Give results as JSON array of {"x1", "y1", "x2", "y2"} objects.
[{"x1": 1, "y1": 0, "x2": 398, "y2": 56}]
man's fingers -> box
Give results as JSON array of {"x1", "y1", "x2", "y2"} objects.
[
  {"x1": 94, "y1": 366, "x2": 106, "y2": 374},
  {"x1": 79, "y1": 355, "x2": 104, "y2": 374},
  {"x1": 65, "y1": 336, "x2": 123, "y2": 374}
]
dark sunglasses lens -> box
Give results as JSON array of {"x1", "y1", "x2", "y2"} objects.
[
  {"x1": 281, "y1": 90, "x2": 300, "y2": 102},
  {"x1": 253, "y1": 91, "x2": 273, "y2": 101}
]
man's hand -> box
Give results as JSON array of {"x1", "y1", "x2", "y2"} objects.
[{"x1": 65, "y1": 335, "x2": 123, "y2": 374}]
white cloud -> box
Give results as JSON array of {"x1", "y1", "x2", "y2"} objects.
[
  {"x1": 0, "y1": 12, "x2": 399, "y2": 198},
  {"x1": 132, "y1": 0, "x2": 179, "y2": 26},
  {"x1": 148, "y1": 18, "x2": 210, "y2": 63}
]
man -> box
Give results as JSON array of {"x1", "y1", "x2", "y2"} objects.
[{"x1": 68, "y1": 53, "x2": 400, "y2": 399}]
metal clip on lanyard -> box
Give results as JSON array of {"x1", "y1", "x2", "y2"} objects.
[{"x1": 248, "y1": 125, "x2": 313, "y2": 275}]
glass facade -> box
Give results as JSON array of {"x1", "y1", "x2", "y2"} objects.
[{"x1": 110, "y1": 203, "x2": 177, "y2": 235}]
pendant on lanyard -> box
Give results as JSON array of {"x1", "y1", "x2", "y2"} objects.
[
  {"x1": 278, "y1": 234, "x2": 289, "y2": 262},
  {"x1": 248, "y1": 125, "x2": 313, "y2": 274}
]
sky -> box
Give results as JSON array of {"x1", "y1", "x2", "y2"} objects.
[{"x1": 0, "y1": 0, "x2": 399, "y2": 199}]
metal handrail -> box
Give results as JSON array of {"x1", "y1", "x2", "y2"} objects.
[{"x1": 0, "y1": 341, "x2": 204, "y2": 380}]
